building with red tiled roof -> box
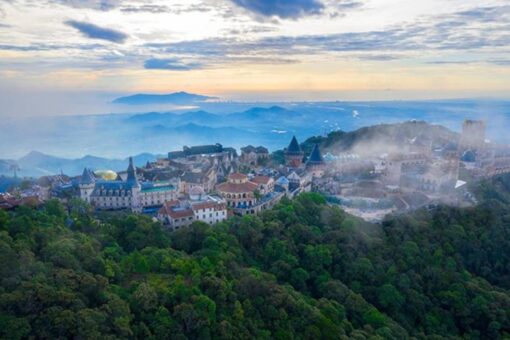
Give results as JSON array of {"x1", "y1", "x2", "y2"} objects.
[
  {"x1": 216, "y1": 173, "x2": 283, "y2": 216},
  {"x1": 216, "y1": 173, "x2": 259, "y2": 210},
  {"x1": 158, "y1": 196, "x2": 227, "y2": 230},
  {"x1": 251, "y1": 175, "x2": 274, "y2": 194}
]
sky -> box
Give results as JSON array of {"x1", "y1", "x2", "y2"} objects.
[{"x1": 0, "y1": 0, "x2": 510, "y2": 115}]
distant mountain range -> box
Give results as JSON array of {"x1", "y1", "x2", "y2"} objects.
[
  {"x1": 113, "y1": 91, "x2": 217, "y2": 105},
  {"x1": 1, "y1": 100, "x2": 508, "y2": 167},
  {"x1": 0, "y1": 151, "x2": 160, "y2": 178},
  {"x1": 0, "y1": 120, "x2": 464, "y2": 179}
]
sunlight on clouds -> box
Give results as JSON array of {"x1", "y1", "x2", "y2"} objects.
[{"x1": 0, "y1": 0, "x2": 509, "y2": 106}]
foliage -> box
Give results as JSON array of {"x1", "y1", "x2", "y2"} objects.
[{"x1": 1, "y1": 175, "x2": 510, "y2": 339}]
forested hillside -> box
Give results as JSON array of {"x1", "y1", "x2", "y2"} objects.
[{"x1": 1, "y1": 176, "x2": 510, "y2": 339}]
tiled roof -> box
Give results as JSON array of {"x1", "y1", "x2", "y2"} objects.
[
  {"x1": 126, "y1": 157, "x2": 140, "y2": 187},
  {"x1": 229, "y1": 173, "x2": 247, "y2": 180},
  {"x1": 181, "y1": 171, "x2": 207, "y2": 183},
  {"x1": 216, "y1": 181, "x2": 258, "y2": 193},
  {"x1": 286, "y1": 136, "x2": 303, "y2": 155},
  {"x1": 184, "y1": 143, "x2": 223, "y2": 155},
  {"x1": 251, "y1": 176, "x2": 271, "y2": 185},
  {"x1": 307, "y1": 144, "x2": 324, "y2": 165},
  {"x1": 192, "y1": 201, "x2": 226, "y2": 211},
  {"x1": 275, "y1": 176, "x2": 290, "y2": 185},
  {"x1": 242, "y1": 145, "x2": 269, "y2": 154},
  {"x1": 80, "y1": 168, "x2": 95, "y2": 185},
  {"x1": 159, "y1": 200, "x2": 194, "y2": 219}
]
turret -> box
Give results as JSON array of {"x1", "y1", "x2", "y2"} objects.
[
  {"x1": 284, "y1": 136, "x2": 304, "y2": 168},
  {"x1": 306, "y1": 144, "x2": 325, "y2": 178},
  {"x1": 79, "y1": 168, "x2": 96, "y2": 202},
  {"x1": 126, "y1": 157, "x2": 140, "y2": 188}
]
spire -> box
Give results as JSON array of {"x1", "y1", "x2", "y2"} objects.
[
  {"x1": 126, "y1": 157, "x2": 139, "y2": 187},
  {"x1": 80, "y1": 167, "x2": 95, "y2": 185},
  {"x1": 286, "y1": 136, "x2": 302, "y2": 155},
  {"x1": 307, "y1": 144, "x2": 324, "y2": 165}
]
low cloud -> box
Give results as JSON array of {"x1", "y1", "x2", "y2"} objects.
[
  {"x1": 144, "y1": 58, "x2": 202, "y2": 71},
  {"x1": 145, "y1": 5, "x2": 510, "y2": 64},
  {"x1": 65, "y1": 20, "x2": 128, "y2": 43},
  {"x1": 54, "y1": 0, "x2": 121, "y2": 11},
  {"x1": 231, "y1": 0, "x2": 325, "y2": 19}
]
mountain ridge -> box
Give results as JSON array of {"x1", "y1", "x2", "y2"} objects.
[{"x1": 113, "y1": 91, "x2": 217, "y2": 105}]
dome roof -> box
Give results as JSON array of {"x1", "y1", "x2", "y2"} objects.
[{"x1": 94, "y1": 169, "x2": 118, "y2": 181}]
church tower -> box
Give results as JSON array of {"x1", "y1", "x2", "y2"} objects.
[
  {"x1": 306, "y1": 144, "x2": 325, "y2": 178},
  {"x1": 285, "y1": 136, "x2": 304, "y2": 168},
  {"x1": 79, "y1": 168, "x2": 96, "y2": 203},
  {"x1": 126, "y1": 157, "x2": 142, "y2": 212}
]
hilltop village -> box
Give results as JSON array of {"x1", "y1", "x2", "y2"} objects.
[{"x1": 2, "y1": 119, "x2": 510, "y2": 223}]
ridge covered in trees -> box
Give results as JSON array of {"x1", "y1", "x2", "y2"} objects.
[{"x1": 1, "y1": 175, "x2": 510, "y2": 339}]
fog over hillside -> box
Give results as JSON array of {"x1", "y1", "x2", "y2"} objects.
[{"x1": 1, "y1": 99, "x2": 509, "y2": 161}]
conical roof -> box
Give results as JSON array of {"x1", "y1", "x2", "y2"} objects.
[
  {"x1": 126, "y1": 157, "x2": 140, "y2": 187},
  {"x1": 80, "y1": 167, "x2": 95, "y2": 185},
  {"x1": 286, "y1": 136, "x2": 302, "y2": 155},
  {"x1": 307, "y1": 144, "x2": 324, "y2": 165}
]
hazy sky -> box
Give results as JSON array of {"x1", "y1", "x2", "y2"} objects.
[{"x1": 1, "y1": 0, "x2": 510, "y2": 115}]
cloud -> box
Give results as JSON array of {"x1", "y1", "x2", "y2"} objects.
[
  {"x1": 65, "y1": 20, "x2": 128, "y2": 43},
  {"x1": 426, "y1": 59, "x2": 510, "y2": 67},
  {"x1": 120, "y1": 3, "x2": 214, "y2": 14},
  {"x1": 54, "y1": 0, "x2": 121, "y2": 11},
  {"x1": 146, "y1": 5, "x2": 510, "y2": 59},
  {"x1": 231, "y1": 0, "x2": 325, "y2": 19},
  {"x1": 0, "y1": 42, "x2": 102, "y2": 51},
  {"x1": 144, "y1": 58, "x2": 202, "y2": 71}
]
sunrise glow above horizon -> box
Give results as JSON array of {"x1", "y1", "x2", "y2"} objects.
[{"x1": 1, "y1": 0, "x2": 510, "y2": 111}]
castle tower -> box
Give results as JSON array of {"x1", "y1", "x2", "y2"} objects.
[
  {"x1": 126, "y1": 157, "x2": 140, "y2": 188},
  {"x1": 306, "y1": 144, "x2": 325, "y2": 178},
  {"x1": 79, "y1": 168, "x2": 96, "y2": 203},
  {"x1": 285, "y1": 136, "x2": 304, "y2": 168},
  {"x1": 460, "y1": 120, "x2": 486, "y2": 152},
  {"x1": 126, "y1": 157, "x2": 142, "y2": 211}
]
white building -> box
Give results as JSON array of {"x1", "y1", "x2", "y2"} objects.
[
  {"x1": 79, "y1": 157, "x2": 178, "y2": 212},
  {"x1": 157, "y1": 194, "x2": 228, "y2": 230}
]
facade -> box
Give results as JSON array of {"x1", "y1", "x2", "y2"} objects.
[
  {"x1": 168, "y1": 143, "x2": 237, "y2": 163},
  {"x1": 460, "y1": 120, "x2": 486, "y2": 151},
  {"x1": 216, "y1": 173, "x2": 284, "y2": 215},
  {"x1": 250, "y1": 175, "x2": 274, "y2": 194},
  {"x1": 180, "y1": 167, "x2": 217, "y2": 194},
  {"x1": 157, "y1": 196, "x2": 228, "y2": 230},
  {"x1": 284, "y1": 136, "x2": 304, "y2": 168},
  {"x1": 79, "y1": 157, "x2": 177, "y2": 212},
  {"x1": 241, "y1": 145, "x2": 269, "y2": 165},
  {"x1": 216, "y1": 173, "x2": 258, "y2": 209}
]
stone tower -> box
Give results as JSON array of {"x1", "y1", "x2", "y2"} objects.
[
  {"x1": 79, "y1": 168, "x2": 96, "y2": 203},
  {"x1": 306, "y1": 144, "x2": 325, "y2": 178},
  {"x1": 126, "y1": 157, "x2": 142, "y2": 211},
  {"x1": 285, "y1": 136, "x2": 304, "y2": 168}
]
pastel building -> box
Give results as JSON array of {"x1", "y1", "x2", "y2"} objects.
[
  {"x1": 157, "y1": 193, "x2": 228, "y2": 230},
  {"x1": 79, "y1": 157, "x2": 177, "y2": 212},
  {"x1": 216, "y1": 173, "x2": 283, "y2": 215}
]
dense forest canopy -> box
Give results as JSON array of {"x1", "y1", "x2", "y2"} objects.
[{"x1": 1, "y1": 175, "x2": 510, "y2": 339}]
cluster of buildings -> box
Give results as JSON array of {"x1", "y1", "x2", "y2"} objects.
[
  {"x1": 7, "y1": 137, "x2": 323, "y2": 228},
  {"x1": 6, "y1": 118, "x2": 509, "y2": 223},
  {"x1": 314, "y1": 120, "x2": 510, "y2": 218}
]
